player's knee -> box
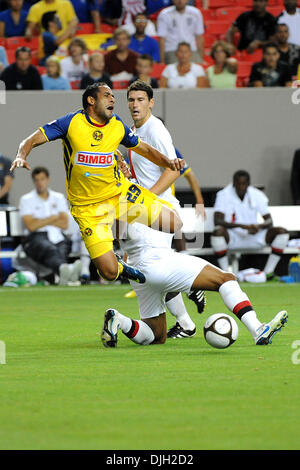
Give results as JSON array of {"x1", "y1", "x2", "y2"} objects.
[
  {"x1": 212, "y1": 227, "x2": 226, "y2": 237},
  {"x1": 274, "y1": 226, "x2": 288, "y2": 235},
  {"x1": 98, "y1": 265, "x2": 119, "y2": 281},
  {"x1": 220, "y1": 272, "x2": 237, "y2": 285},
  {"x1": 173, "y1": 212, "x2": 183, "y2": 232},
  {"x1": 154, "y1": 331, "x2": 166, "y2": 344}
]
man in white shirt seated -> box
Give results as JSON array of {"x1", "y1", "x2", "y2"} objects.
[
  {"x1": 19, "y1": 166, "x2": 81, "y2": 285},
  {"x1": 210, "y1": 170, "x2": 289, "y2": 281},
  {"x1": 277, "y1": 0, "x2": 300, "y2": 47}
]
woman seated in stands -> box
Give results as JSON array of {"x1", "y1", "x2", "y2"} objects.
[
  {"x1": 41, "y1": 55, "x2": 71, "y2": 90},
  {"x1": 159, "y1": 42, "x2": 208, "y2": 89},
  {"x1": 207, "y1": 40, "x2": 237, "y2": 89}
]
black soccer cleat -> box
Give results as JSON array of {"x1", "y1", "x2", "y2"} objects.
[
  {"x1": 116, "y1": 254, "x2": 146, "y2": 284},
  {"x1": 188, "y1": 289, "x2": 206, "y2": 314},
  {"x1": 167, "y1": 322, "x2": 196, "y2": 339}
]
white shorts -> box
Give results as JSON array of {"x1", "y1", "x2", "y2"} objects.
[
  {"x1": 130, "y1": 250, "x2": 208, "y2": 319},
  {"x1": 228, "y1": 228, "x2": 267, "y2": 250}
]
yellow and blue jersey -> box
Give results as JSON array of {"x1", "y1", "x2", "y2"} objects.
[
  {"x1": 40, "y1": 110, "x2": 140, "y2": 206},
  {"x1": 171, "y1": 148, "x2": 191, "y2": 196}
]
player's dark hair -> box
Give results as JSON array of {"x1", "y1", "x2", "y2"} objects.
[
  {"x1": 32, "y1": 167, "x2": 50, "y2": 179},
  {"x1": 82, "y1": 82, "x2": 111, "y2": 110},
  {"x1": 41, "y1": 11, "x2": 56, "y2": 31},
  {"x1": 15, "y1": 46, "x2": 31, "y2": 58},
  {"x1": 263, "y1": 41, "x2": 279, "y2": 53},
  {"x1": 233, "y1": 170, "x2": 250, "y2": 184},
  {"x1": 127, "y1": 80, "x2": 153, "y2": 100}
]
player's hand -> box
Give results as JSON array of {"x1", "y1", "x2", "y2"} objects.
[
  {"x1": 247, "y1": 224, "x2": 259, "y2": 235},
  {"x1": 118, "y1": 159, "x2": 132, "y2": 179},
  {"x1": 195, "y1": 203, "x2": 206, "y2": 219},
  {"x1": 10, "y1": 157, "x2": 31, "y2": 172},
  {"x1": 169, "y1": 158, "x2": 185, "y2": 171}
]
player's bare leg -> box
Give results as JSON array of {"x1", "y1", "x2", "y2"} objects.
[
  {"x1": 210, "y1": 226, "x2": 230, "y2": 271},
  {"x1": 264, "y1": 226, "x2": 289, "y2": 280},
  {"x1": 92, "y1": 250, "x2": 145, "y2": 283},
  {"x1": 150, "y1": 205, "x2": 183, "y2": 233},
  {"x1": 101, "y1": 309, "x2": 165, "y2": 348},
  {"x1": 191, "y1": 264, "x2": 287, "y2": 345}
]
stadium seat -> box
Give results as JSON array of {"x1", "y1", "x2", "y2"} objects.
[
  {"x1": 200, "y1": 0, "x2": 235, "y2": 8},
  {"x1": 100, "y1": 24, "x2": 116, "y2": 34},
  {"x1": 215, "y1": 7, "x2": 246, "y2": 23},
  {"x1": 0, "y1": 38, "x2": 6, "y2": 47},
  {"x1": 112, "y1": 80, "x2": 130, "y2": 89},
  {"x1": 238, "y1": 0, "x2": 253, "y2": 7},
  {"x1": 236, "y1": 61, "x2": 252, "y2": 86},
  {"x1": 31, "y1": 50, "x2": 39, "y2": 65},
  {"x1": 6, "y1": 36, "x2": 39, "y2": 50},
  {"x1": 150, "y1": 63, "x2": 166, "y2": 79},
  {"x1": 241, "y1": 48, "x2": 263, "y2": 63},
  {"x1": 36, "y1": 65, "x2": 46, "y2": 75},
  {"x1": 76, "y1": 23, "x2": 94, "y2": 35},
  {"x1": 201, "y1": 9, "x2": 217, "y2": 21},
  {"x1": 267, "y1": 6, "x2": 284, "y2": 16},
  {"x1": 70, "y1": 80, "x2": 81, "y2": 90},
  {"x1": 205, "y1": 21, "x2": 230, "y2": 36},
  {"x1": 204, "y1": 34, "x2": 218, "y2": 48},
  {"x1": 6, "y1": 49, "x2": 15, "y2": 64}
]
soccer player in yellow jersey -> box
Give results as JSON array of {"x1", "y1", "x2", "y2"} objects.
[{"x1": 10, "y1": 83, "x2": 185, "y2": 284}]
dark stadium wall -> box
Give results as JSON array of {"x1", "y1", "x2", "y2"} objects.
[{"x1": 1, "y1": 89, "x2": 299, "y2": 207}]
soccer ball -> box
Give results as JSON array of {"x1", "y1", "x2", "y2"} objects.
[{"x1": 203, "y1": 313, "x2": 238, "y2": 349}]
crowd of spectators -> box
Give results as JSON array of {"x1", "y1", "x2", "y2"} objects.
[{"x1": 0, "y1": 0, "x2": 299, "y2": 90}]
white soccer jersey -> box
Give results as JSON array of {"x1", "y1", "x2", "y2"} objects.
[
  {"x1": 19, "y1": 189, "x2": 69, "y2": 244},
  {"x1": 214, "y1": 184, "x2": 269, "y2": 237},
  {"x1": 129, "y1": 114, "x2": 178, "y2": 203}
]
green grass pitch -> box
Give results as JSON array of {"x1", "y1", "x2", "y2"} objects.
[{"x1": 0, "y1": 282, "x2": 299, "y2": 450}]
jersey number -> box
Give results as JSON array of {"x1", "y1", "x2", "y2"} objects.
[{"x1": 126, "y1": 184, "x2": 141, "y2": 203}]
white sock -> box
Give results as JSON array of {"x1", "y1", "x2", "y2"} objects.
[
  {"x1": 80, "y1": 254, "x2": 91, "y2": 277},
  {"x1": 211, "y1": 235, "x2": 229, "y2": 270},
  {"x1": 118, "y1": 313, "x2": 155, "y2": 345},
  {"x1": 264, "y1": 233, "x2": 289, "y2": 275},
  {"x1": 166, "y1": 293, "x2": 195, "y2": 330},
  {"x1": 219, "y1": 280, "x2": 262, "y2": 338}
]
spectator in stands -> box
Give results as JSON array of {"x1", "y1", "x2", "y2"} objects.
[
  {"x1": 0, "y1": 0, "x2": 28, "y2": 37},
  {"x1": 157, "y1": 0, "x2": 204, "y2": 64},
  {"x1": 0, "y1": 46, "x2": 43, "y2": 89},
  {"x1": 40, "y1": 11, "x2": 75, "y2": 65},
  {"x1": 80, "y1": 51, "x2": 112, "y2": 89},
  {"x1": 275, "y1": 23, "x2": 300, "y2": 77},
  {"x1": 290, "y1": 149, "x2": 300, "y2": 205},
  {"x1": 98, "y1": 0, "x2": 122, "y2": 27},
  {"x1": 25, "y1": 0, "x2": 78, "y2": 40},
  {"x1": 207, "y1": 40, "x2": 237, "y2": 89},
  {"x1": 129, "y1": 54, "x2": 158, "y2": 88},
  {"x1": 121, "y1": 3, "x2": 157, "y2": 37},
  {"x1": 159, "y1": 42, "x2": 208, "y2": 89},
  {"x1": 60, "y1": 37, "x2": 88, "y2": 85},
  {"x1": 226, "y1": 0, "x2": 277, "y2": 53},
  {"x1": 0, "y1": 153, "x2": 14, "y2": 205},
  {"x1": 248, "y1": 42, "x2": 293, "y2": 87},
  {"x1": 211, "y1": 169, "x2": 289, "y2": 281},
  {"x1": 277, "y1": 0, "x2": 300, "y2": 47},
  {"x1": 42, "y1": 55, "x2": 71, "y2": 90},
  {"x1": 70, "y1": 0, "x2": 101, "y2": 33},
  {"x1": 104, "y1": 27, "x2": 139, "y2": 82},
  {"x1": 0, "y1": 44, "x2": 8, "y2": 71},
  {"x1": 128, "y1": 13, "x2": 160, "y2": 62},
  {"x1": 19, "y1": 166, "x2": 82, "y2": 285}
]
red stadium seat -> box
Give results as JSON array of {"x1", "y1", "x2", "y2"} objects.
[
  {"x1": 6, "y1": 49, "x2": 15, "y2": 64},
  {"x1": 150, "y1": 63, "x2": 166, "y2": 79},
  {"x1": 267, "y1": 6, "x2": 284, "y2": 16},
  {"x1": 36, "y1": 65, "x2": 46, "y2": 75},
  {"x1": 76, "y1": 23, "x2": 94, "y2": 34},
  {"x1": 237, "y1": 61, "x2": 252, "y2": 77},
  {"x1": 70, "y1": 80, "x2": 81, "y2": 90},
  {"x1": 240, "y1": 48, "x2": 263, "y2": 63},
  {"x1": 215, "y1": 7, "x2": 246, "y2": 23},
  {"x1": 0, "y1": 38, "x2": 6, "y2": 47},
  {"x1": 238, "y1": 0, "x2": 253, "y2": 7},
  {"x1": 100, "y1": 24, "x2": 116, "y2": 34},
  {"x1": 6, "y1": 36, "x2": 39, "y2": 50},
  {"x1": 31, "y1": 50, "x2": 39, "y2": 65},
  {"x1": 112, "y1": 80, "x2": 130, "y2": 89},
  {"x1": 201, "y1": 0, "x2": 235, "y2": 8},
  {"x1": 205, "y1": 21, "x2": 230, "y2": 36},
  {"x1": 204, "y1": 34, "x2": 219, "y2": 48},
  {"x1": 201, "y1": 9, "x2": 217, "y2": 21}
]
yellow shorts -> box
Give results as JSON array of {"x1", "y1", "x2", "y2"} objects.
[{"x1": 70, "y1": 179, "x2": 174, "y2": 259}]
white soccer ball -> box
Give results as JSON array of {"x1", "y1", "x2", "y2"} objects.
[{"x1": 203, "y1": 313, "x2": 239, "y2": 349}]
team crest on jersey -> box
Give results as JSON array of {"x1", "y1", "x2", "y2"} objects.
[
  {"x1": 93, "y1": 130, "x2": 103, "y2": 141},
  {"x1": 84, "y1": 228, "x2": 93, "y2": 236}
]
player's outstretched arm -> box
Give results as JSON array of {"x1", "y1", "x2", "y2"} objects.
[
  {"x1": 10, "y1": 129, "x2": 48, "y2": 172},
  {"x1": 136, "y1": 140, "x2": 185, "y2": 172}
]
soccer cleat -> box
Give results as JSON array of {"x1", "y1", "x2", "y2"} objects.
[
  {"x1": 80, "y1": 274, "x2": 90, "y2": 285},
  {"x1": 101, "y1": 309, "x2": 121, "y2": 348},
  {"x1": 255, "y1": 310, "x2": 288, "y2": 345},
  {"x1": 116, "y1": 254, "x2": 146, "y2": 284},
  {"x1": 188, "y1": 289, "x2": 206, "y2": 314},
  {"x1": 167, "y1": 322, "x2": 196, "y2": 339},
  {"x1": 124, "y1": 290, "x2": 137, "y2": 298}
]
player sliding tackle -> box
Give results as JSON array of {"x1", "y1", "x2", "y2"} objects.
[
  {"x1": 102, "y1": 218, "x2": 288, "y2": 347},
  {"x1": 10, "y1": 83, "x2": 185, "y2": 285}
]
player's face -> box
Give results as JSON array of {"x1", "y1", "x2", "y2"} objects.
[
  {"x1": 93, "y1": 86, "x2": 115, "y2": 121},
  {"x1": 33, "y1": 172, "x2": 50, "y2": 194},
  {"x1": 263, "y1": 47, "x2": 280, "y2": 68},
  {"x1": 234, "y1": 176, "x2": 249, "y2": 199},
  {"x1": 16, "y1": 51, "x2": 31, "y2": 71},
  {"x1": 127, "y1": 90, "x2": 154, "y2": 126},
  {"x1": 276, "y1": 25, "x2": 289, "y2": 44}
]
